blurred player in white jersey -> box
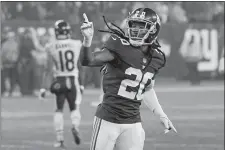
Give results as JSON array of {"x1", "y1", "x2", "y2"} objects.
[{"x1": 40, "y1": 20, "x2": 84, "y2": 148}]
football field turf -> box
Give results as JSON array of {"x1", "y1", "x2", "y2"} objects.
[{"x1": 1, "y1": 82, "x2": 224, "y2": 150}]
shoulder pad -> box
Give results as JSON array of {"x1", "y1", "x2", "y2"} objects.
[
  {"x1": 103, "y1": 35, "x2": 130, "y2": 54},
  {"x1": 103, "y1": 35, "x2": 144, "y2": 68},
  {"x1": 151, "y1": 48, "x2": 166, "y2": 70}
]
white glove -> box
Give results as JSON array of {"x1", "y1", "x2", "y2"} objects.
[
  {"x1": 160, "y1": 116, "x2": 177, "y2": 134},
  {"x1": 80, "y1": 13, "x2": 94, "y2": 47},
  {"x1": 39, "y1": 88, "x2": 47, "y2": 100},
  {"x1": 80, "y1": 85, "x2": 84, "y2": 94}
]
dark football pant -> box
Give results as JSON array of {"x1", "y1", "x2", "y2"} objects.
[
  {"x1": 51, "y1": 76, "x2": 82, "y2": 142},
  {"x1": 51, "y1": 76, "x2": 82, "y2": 112}
]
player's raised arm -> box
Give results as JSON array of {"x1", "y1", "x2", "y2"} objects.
[{"x1": 80, "y1": 13, "x2": 114, "y2": 66}]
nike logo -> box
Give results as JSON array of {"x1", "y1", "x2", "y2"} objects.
[{"x1": 111, "y1": 36, "x2": 116, "y2": 40}]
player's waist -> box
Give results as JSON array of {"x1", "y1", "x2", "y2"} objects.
[
  {"x1": 101, "y1": 95, "x2": 142, "y2": 117},
  {"x1": 102, "y1": 102, "x2": 140, "y2": 114},
  {"x1": 103, "y1": 92, "x2": 142, "y2": 105},
  {"x1": 54, "y1": 71, "x2": 79, "y2": 77},
  {"x1": 55, "y1": 74, "x2": 78, "y2": 78},
  {"x1": 56, "y1": 75, "x2": 77, "y2": 79},
  {"x1": 96, "y1": 104, "x2": 141, "y2": 124}
]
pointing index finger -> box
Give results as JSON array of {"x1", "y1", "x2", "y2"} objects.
[
  {"x1": 171, "y1": 125, "x2": 177, "y2": 133},
  {"x1": 83, "y1": 13, "x2": 89, "y2": 22},
  {"x1": 169, "y1": 123, "x2": 177, "y2": 133}
]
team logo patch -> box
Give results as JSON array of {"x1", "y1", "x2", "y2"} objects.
[{"x1": 54, "y1": 83, "x2": 61, "y2": 89}]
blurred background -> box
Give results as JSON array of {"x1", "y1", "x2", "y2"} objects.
[
  {"x1": 1, "y1": 2, "x2": 224, "y2": 150},
  {"x1": 1, "y1": 1, "x2": 224, "y2": 97}
]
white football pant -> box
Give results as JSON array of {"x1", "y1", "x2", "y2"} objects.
[{"x1": 90, "y1": 116, "x2": 145, "y2": 150}]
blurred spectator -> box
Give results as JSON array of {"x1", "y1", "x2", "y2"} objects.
[
  {"x1": 212, "y1": 2, "x2": 224, "y2": 22},
  {"x1": 155, "y1": 2, "x2": 169, "y2": 24},
  {"x1": 31, "y1": 33, "x2": 49, "y2": 90},
  {"x1": 1, "y1": 27, "x2": 11, "y2": 44},
  {"x1": 2, "y1": 2, "x2": 224, "y2": 23},
  {"x1": 1, "y1": 32, "x2": 20, "y2": 96},
  {"x1": 167, "y1": 2, "x2": 188, "y2": 23},
  {"x1": 45, "y1": 2, "x2": 70, "y2": 21},
  {"x1": 23, "y1": 2, "x2": 39, "y2": 20},
  {"x1": 182, "y1": 2, "x2": 221, "y2": 22},
  {"x1": 218, "y1": 48, "x2": 224, "y2": 75},
  {"x1": 18, "y1": 29, "x2": 36, "y2": 95},
  {"x1": 68, "y1": 2, "x2": 81, "y2": 24},
  {"x1": 180, "y1": 34, "x2": 202, "y2": 85}
]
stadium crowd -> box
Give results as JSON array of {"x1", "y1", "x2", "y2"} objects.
[
  {"x1": 1, "y1": 2, "x2": 224, "y2": 96},
  {"x1": 1, "y1": 2, "x2": 224, "y2": 23}
]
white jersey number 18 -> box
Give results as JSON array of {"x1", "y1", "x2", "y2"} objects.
[{"x1": 58, "y1": 50, "x2": 75, "y2": 72}]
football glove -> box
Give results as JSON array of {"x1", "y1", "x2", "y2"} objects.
[
  {"x1": 80, "y1": 13, "x2": 94, "y2": 47},
  {"x1": 160, "y1": 116, "x2": 177, "y2": 134},
  {"x1": 39, "y1": 88, "x2": 47, "y2": 100},
  {"x1": 80, "y1": 85, "x2": 84, "y2": 94}
]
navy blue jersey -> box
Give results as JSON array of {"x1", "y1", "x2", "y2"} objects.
[{"x1": 95, "y1": 35, "x2": 165, "y2": 124}]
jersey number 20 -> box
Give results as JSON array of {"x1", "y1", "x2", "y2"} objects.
[
  {"x1": 118, "y1": 67, "x2": 154, "y2": 100},
  {"x1": 59, "y1": 50, "x2": 74, "y2": 71}
]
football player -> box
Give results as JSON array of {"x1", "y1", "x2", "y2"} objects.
[
  {"x1": 40, "y1": 20, "x2": 84, "y2": 148},
  {"x1": 80, "y1": 8, "x2": 177, "y2": 150}
]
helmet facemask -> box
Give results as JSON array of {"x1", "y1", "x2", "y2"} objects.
[{"x1": 126, "y1": 19, "x2": 157, "y2": 47}]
